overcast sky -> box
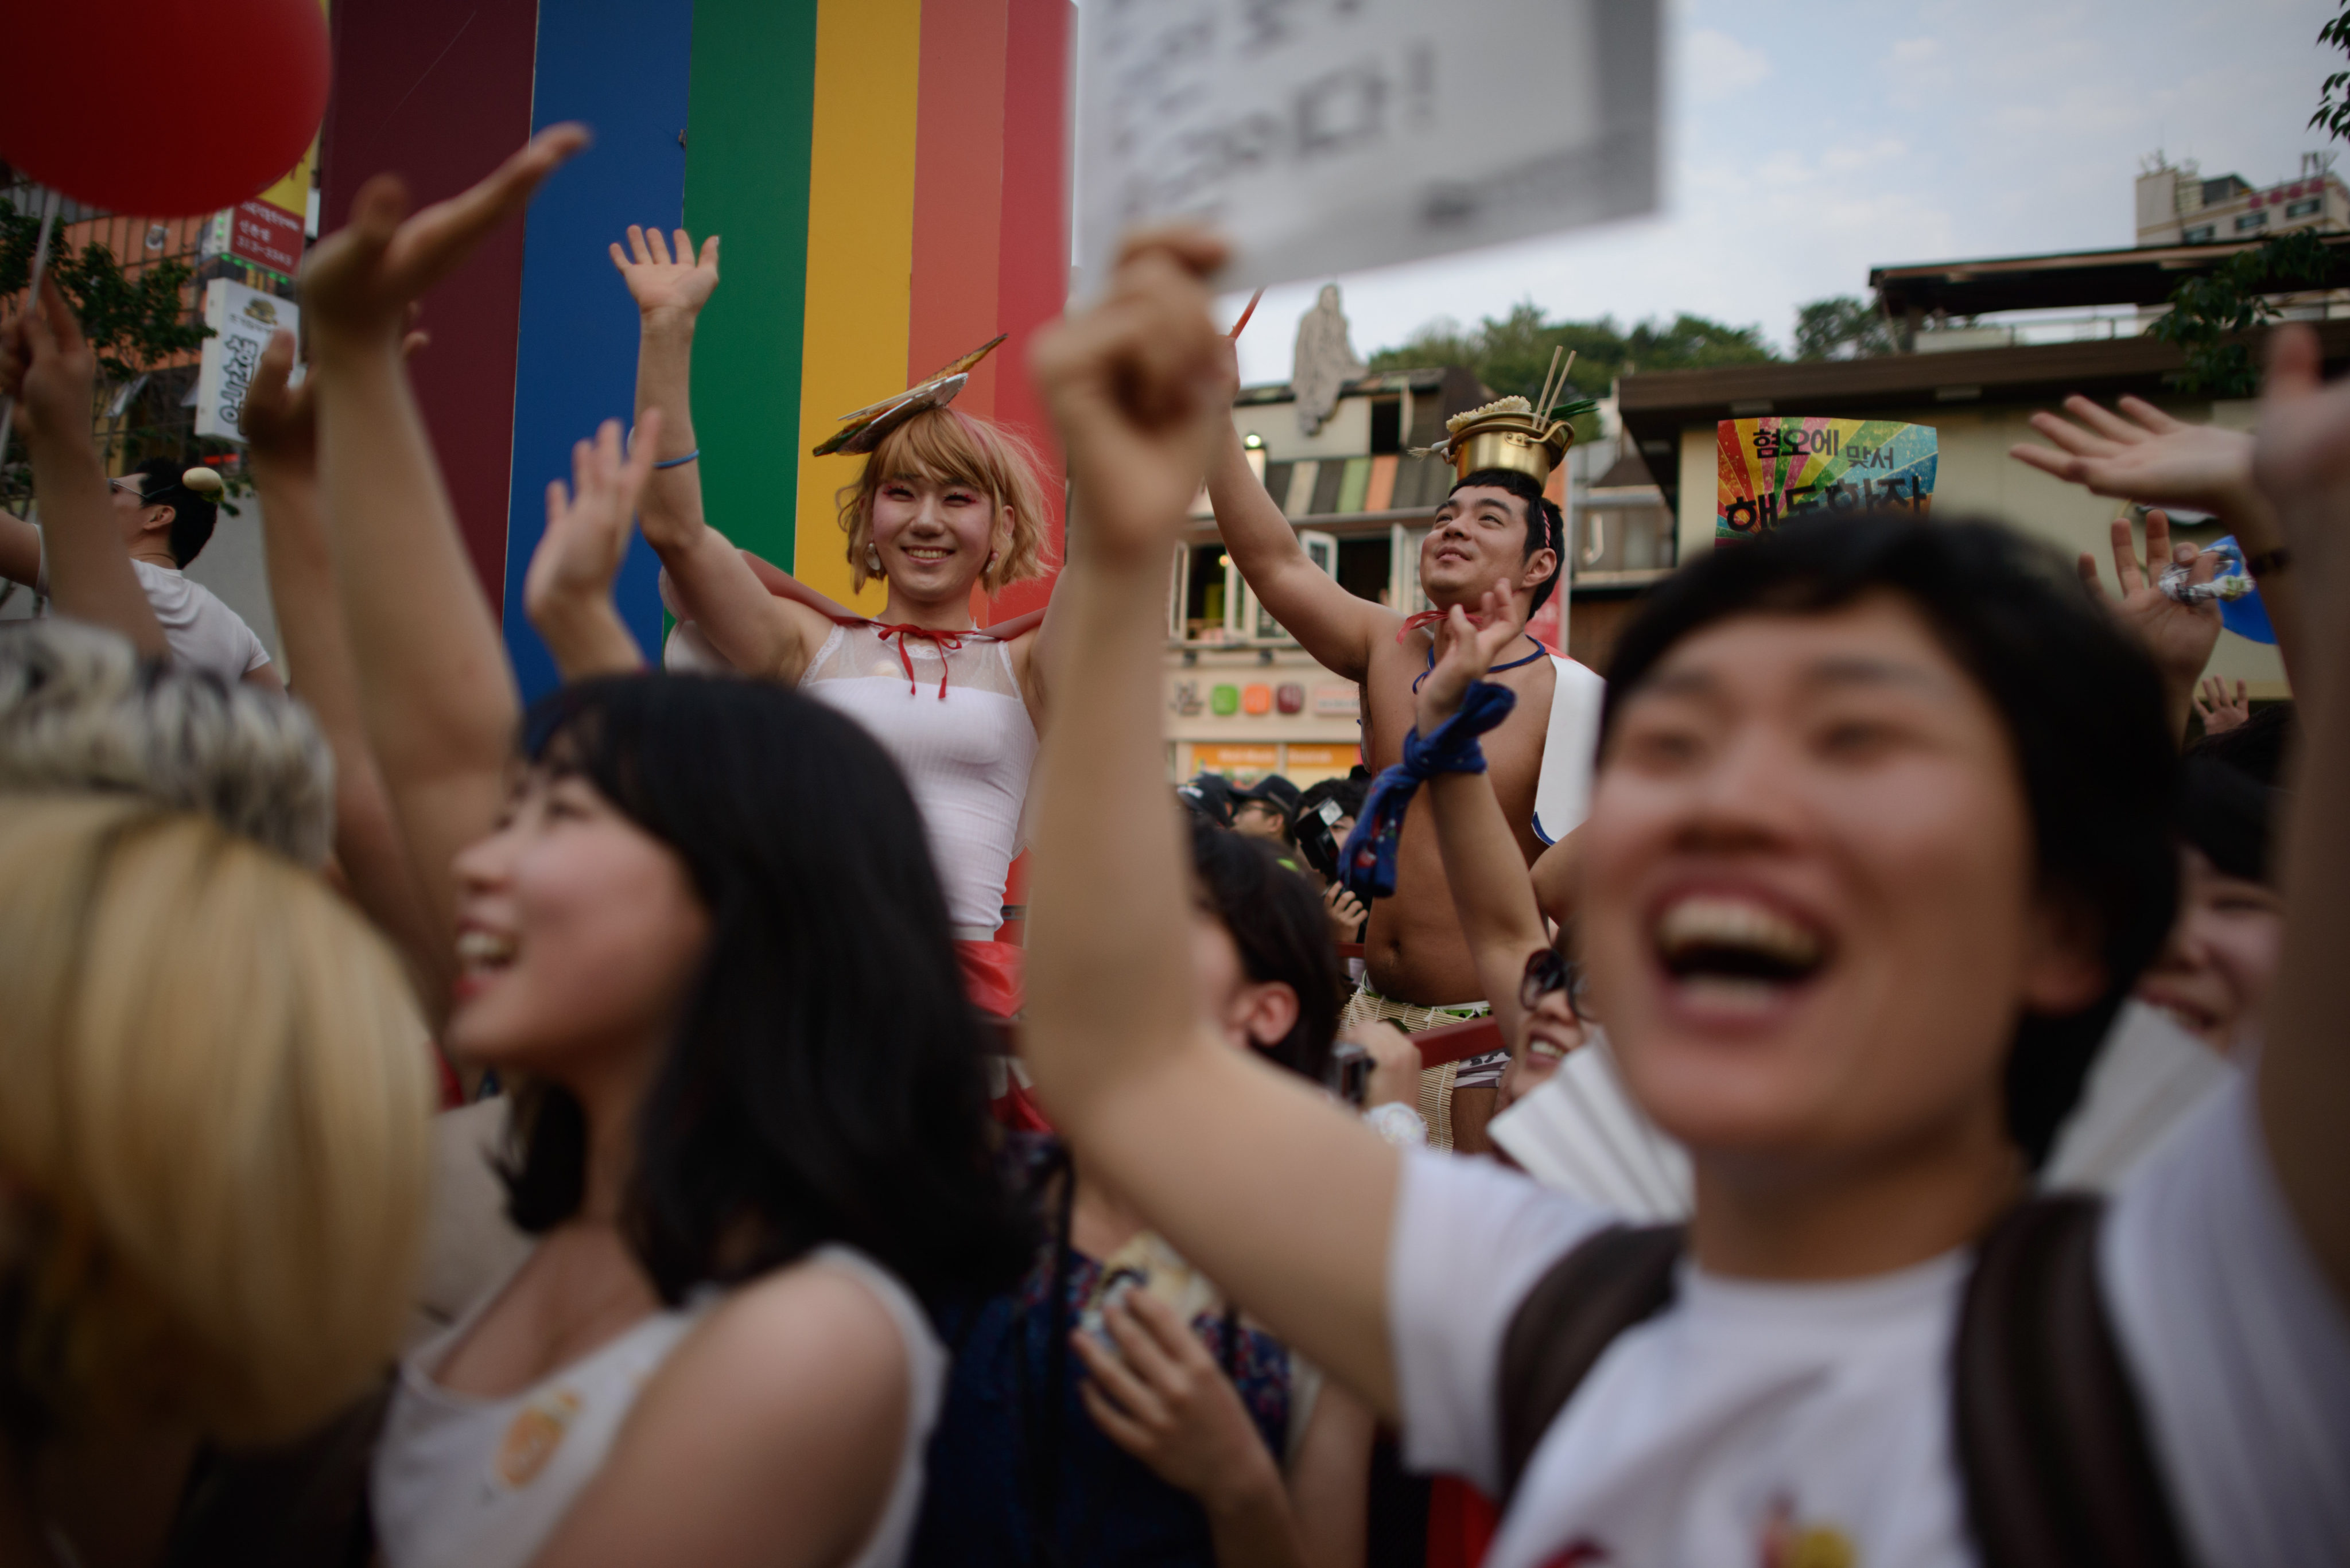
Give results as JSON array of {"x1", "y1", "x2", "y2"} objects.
[{"x1": 1221, "y1": 0, "x2": 2344, "y2": 384}]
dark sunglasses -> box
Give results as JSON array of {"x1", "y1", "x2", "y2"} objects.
[{"x1": 1519, "y1": 947, "x2": 1584, "y2": 1017}]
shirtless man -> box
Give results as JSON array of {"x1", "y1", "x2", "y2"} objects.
[{"x1": 1206, "y1": 370, "x2": 1598, "y2": 1149}]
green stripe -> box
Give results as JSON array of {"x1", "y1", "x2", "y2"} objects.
[{"x1": 683, "y1": 0, "x2": 819, "y2": 571}]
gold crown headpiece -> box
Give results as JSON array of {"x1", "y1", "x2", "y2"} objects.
[
  {"x1": 1412, "y1": 347, "x2": 1589, "y2": 483},
  {"x1": 812, "y1": 333, "x2": 1008, "y2": 457}
]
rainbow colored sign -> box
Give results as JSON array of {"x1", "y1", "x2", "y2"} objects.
[{"x1": 1716, "y1": 418, "x2": 1937, "y2": 544}]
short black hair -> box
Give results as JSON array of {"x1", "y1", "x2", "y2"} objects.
[
  {"x1": 1602, "y1": 514, "x2": 2178, "y2": 1169},
  {"x1": 129, "y1": 457, "x2": 218, "y2": 569},
  {"x1": 1298, "y1": 775, "x2": 1365, "y2": 823},
  {"x1": 1188, "y1": 818, "x2": 1343, "y2": 1085},
  {"x1": 1449, "y1": 467, "x2": 1564, "y2": 616},
  {"x1": 499, "y1": 674, "x2": 1032, "y2": 1307}
]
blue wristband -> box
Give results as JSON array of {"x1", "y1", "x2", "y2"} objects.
[{"x1": 652, "y1": 448, "x2": 700, "y2": 469}]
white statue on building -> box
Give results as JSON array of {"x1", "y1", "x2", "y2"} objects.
[{"x1": 1291, "y1": 282, "x2": 1365, "y2": 437}]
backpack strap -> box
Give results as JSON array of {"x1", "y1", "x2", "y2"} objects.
[
  {"x1": 1953, "y1": 1193, "x2": 2191, "y2": 1568},
  {"x1": 1494, "y1": 1224, "x2": 1684, "y2": 1505}
]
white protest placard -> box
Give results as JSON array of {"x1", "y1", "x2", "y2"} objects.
[
  {"x1": 193, "y1": 278, "x2": 297, "y2": 442},
  {"x1": 1074, "y1": 0, "x2": 1661, "y2": 297}
]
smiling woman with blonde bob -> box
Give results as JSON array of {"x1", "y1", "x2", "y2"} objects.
[
  {"x1": 1019, "y1": 234, "x2": 2350, "y2": 1568},
  {"x1": 521, "y1": 229, "x2": 1065, "y2": 1023}
]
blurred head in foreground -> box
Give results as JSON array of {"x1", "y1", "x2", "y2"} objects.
[
  {"x1": 0, "y1": 620, "x2": 332, "y2": 865},
  {"x1": 0, "y1": 796, "x2": 433, "y2": 1449},
  {"x1": 1586, "y1": 513, "x2": 2175, "y2": 1174}
]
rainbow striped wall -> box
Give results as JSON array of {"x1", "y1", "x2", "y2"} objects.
[{"x1": 322, "y1": 0, "x2": 1073, "y2": 701}]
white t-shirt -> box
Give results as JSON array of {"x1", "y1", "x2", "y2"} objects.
[
  {"x1": 130, "y1": 560, "x2": 271, "y2": 680},
  {"x1": 37, "y1": 544, "x2": 271, "y2": 681},
  {"x1": 1389, "y1": 1076, "x2": 2350, "y2": 1567}
]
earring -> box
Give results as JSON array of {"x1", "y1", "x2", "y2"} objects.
[
  {"x1": 986, "y1": 548, "x2": 999, "y2": 573},
  {"x1": 865, "y1": 543, "x2": 883, "y2": 575}
]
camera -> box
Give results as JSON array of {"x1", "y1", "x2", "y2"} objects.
[{"x1": 1326, "y1": 1039, "x2": 1372, "y2": 1107}]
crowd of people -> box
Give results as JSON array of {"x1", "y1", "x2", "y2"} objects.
[{"x1": 0, "y1": 124, "x2": 2343, "y2": 1568}]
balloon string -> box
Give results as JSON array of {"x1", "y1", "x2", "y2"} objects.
[{"x1": 0, "y1": 186, "x2": 62, "y2": 508}]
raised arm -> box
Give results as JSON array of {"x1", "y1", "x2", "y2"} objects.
[
  {"x1": 0, "y1": 279, "x2": 166, "y2": 658},
  {"x1": 1418, "y1": 583, "x2": 1556, "y2": 1048},
  {"x1": 1026, "y1": 231, "x2": 1400, "y2": 1417},
  {"x1": 2245, "y1": 325, "x2": 2350, "y2": 1305},
  {"x1": 304, "y1": 127, "x2": 587, "y2": 940},
  {"x1": 611, "y1": 227, "x2": 825, "y2": 680},
  {"x1": 244, "y1": 328, "x2": 452, "y2": 1020},
  {"x1": 2012, "y1": 395, "x2": 2304, "y2": 686},
  {"x1": 1205, "y1": 347, "x2": 1390, "y2": 682},
  {"x1": 522, "y1": 411, "x2": 661, "y2": 679}
]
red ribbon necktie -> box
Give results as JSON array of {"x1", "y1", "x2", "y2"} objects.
[
  {"x1": 1397, "y1": 609, "x2": 1450, "y2": 641},
  {"x1": 872, "y1": 623, "x2": 967, "y2": 699}
]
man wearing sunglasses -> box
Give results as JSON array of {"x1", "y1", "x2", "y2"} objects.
[{"x1": 2, "y1": 458, "x2": 279, "y2": 690}]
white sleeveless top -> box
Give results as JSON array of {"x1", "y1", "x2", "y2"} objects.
[
  {"x1": 799, "y1": 622, "x2": 1038, "y2": 934},
  {"x1": 372, "y1": 1244, "x2": 947, "y2": 1568}
]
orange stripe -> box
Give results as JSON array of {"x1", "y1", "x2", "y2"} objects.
[{"x1": 908, "y1": 0, "x2": 1011, "y2": 415}]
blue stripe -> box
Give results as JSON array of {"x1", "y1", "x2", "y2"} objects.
[{"x1": 502, "y1": 0, "x2": 694, "y2": 702}]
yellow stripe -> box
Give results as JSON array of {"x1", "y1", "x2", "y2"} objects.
[{"x1": 794, "y1": 0, "x2": 923, "y2": 613}]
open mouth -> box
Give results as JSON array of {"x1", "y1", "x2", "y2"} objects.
[
  {"x1": 455, "y1": 927, "x2": 518, "y2": 989},
  {"x1": 1652, "y1": 893, "x2": 1827, "y2": 1014},
  {"x1": 899, "y1": 545, "x2": 955, "y2": 563}
]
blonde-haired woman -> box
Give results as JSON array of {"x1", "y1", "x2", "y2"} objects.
[
  {"x1": 529, "y1": 228, "x2": 1061, "y2": 1022},
  {"x1": 0, "y1": 795, "x2": 434, "y2": 1567}
]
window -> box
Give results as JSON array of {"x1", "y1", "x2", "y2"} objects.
[
  {"x1": 2287, "y1": 197, "x2": 2322, "y2": 219},
  {"x1": 1335, "y1": 534, "x2": 1393, "y2": 606},
  {"x1": 1180, "y1": 543, "x2": 1229, "y2": 640},
  {"x1": 1369, "y1": 398, "x2": 1403, "y2": 455},
  {"x1": 2235, "y1": 210, "x2": 2269, "y2": 232},
  {"x1": 2182, "y1": 224, "x2": 2216, "y2": 243}
]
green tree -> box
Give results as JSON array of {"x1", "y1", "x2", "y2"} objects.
[
  {"x1": 2313, "y1": 1, "x2": 2350, "y2": 143},
  {"x1": 1793, "y1": 295, "x2": 1895, "y2": 361},
  {"x1": 1369, "y1": 299, "x2": 1776, "y2": 403},
  {"x1": 1, "y1": 212, "x2": 210, "y2": 383},
  {"x1": 2150, "y1": 229, "x2": 2332, "y2": 398}
]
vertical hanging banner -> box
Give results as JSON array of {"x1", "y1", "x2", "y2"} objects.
[
  {"x1": 193, "y1": 279, "x2": 298, "y2": 442},
  {"x1": 1716, "y1": 418, "x2": 1938, "y2": 544},
  {"x1": 1074, "y1": 0, "x2": 1660, "y2": 297}
]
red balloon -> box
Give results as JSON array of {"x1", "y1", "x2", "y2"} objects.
[{"x1": 0, "y1": 0, "x2": 330, "y2": 217}]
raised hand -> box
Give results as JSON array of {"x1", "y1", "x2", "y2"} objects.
[
  {"x1": 1, "y1": 275, "x2": 97, "y2": 449},
  {"x1": 2193, "y1": 675, "x2": 2251, "y2": 736},
  {"x1": 1413, "y1": 579, "x2": 1524, "y2": 733},
  {"x1": 2077, "y1": 508, "x2": 2218, "y2": 737},
  {"x1": 304, "y1": 124, "x2": 589, "y2": 347},
  {"x1": 1073, "y1": 1290, "x2": 1283, "y2": 1512},
  {"x1": 1030, "y1": 228, "x2": 1229, "y2": 565},
  {"x1": 246, "y1": 315, "x2": 429, "y2": 476},
  {"x1": 610, "y1": 225, "x2": 720, "y2": 321},
  {"x1": 523, "y1": 411, "x2": 661, "y2": 679},
  {"x1": 2011, "y1": 395, "x2": 2265, "y2": 520}
]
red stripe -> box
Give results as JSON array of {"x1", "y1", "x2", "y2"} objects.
[
  {"x1": 908, "y1": 0, "x2": 1011, "y2": 414},
  {"x1": 319, "y1": 0, "x2": 540, "y2": 616},
  {"x1": 983, "y1": 0, "x2": 1074, "y2": 624}
]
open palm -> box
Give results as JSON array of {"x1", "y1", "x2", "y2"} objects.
[
  {"x1": 2079, "y1": 508, "x2": 2218, "y2": 703},
  {"x1": 2012, "y1": 394, "x2": 2258, "y2": 516},
  {"x1": 611, "y1": 225, "x2": 720, "y2": 319}
]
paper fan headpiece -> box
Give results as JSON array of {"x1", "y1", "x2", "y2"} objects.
[
  {"x1": 811, "y1": 333, "x2": 1008, "y2": 457},
  {"x1": 1413, "y1": 346, "x2": 1592, "y2": 484}
]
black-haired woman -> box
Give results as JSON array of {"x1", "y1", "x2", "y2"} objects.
[
  {"x1": 912, "y1": 821, "x2": 1399, "y2": 1568},
  {"x1": 301, "y1": 131, "x2": 1030, "y2": 1568},
  {"x1": 1017, "y1": 234, "x2": 2350, "y2": 1568}
]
